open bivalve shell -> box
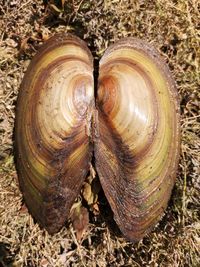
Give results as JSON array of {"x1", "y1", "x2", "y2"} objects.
[{"x1": 15, "y1": 34, "x2": 180, "y2": 242}]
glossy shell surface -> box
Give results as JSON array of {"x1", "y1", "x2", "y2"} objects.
[
  {"x1": 15, "y1": 34, "x2": 180, "y2": 241},
  {"x1": 15, "y1": 34, "x2": 94, "y2": 233},
  {"x1": 95, "y1": 38, "x2": 180, "y2": 241}
]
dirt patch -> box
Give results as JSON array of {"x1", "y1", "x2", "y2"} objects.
[{"x1": 0, "y1": 0, "x2": 199, "y2": 266}]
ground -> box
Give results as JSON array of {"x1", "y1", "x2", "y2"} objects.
[{"x1": 0, "y1": 0, "x2": 200, "y2": 266}]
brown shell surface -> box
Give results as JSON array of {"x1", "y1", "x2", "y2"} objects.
[
  {"x1": 15, "y1": 35, "x2": 180, "y2": 240},
  {"x1": 15, "y1": 34, "x2": 94, "y2": 233},
  {"x1": 95, "y1": 38, "x2": 180, "y2": 241}
]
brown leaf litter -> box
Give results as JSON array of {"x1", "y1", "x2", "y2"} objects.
[{"x1": 0, "y1": 0, "x2": 200, "y2": 266}]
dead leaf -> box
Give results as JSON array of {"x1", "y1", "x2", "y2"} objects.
[
  {"x1": 92, "y1": 202, "x2": 100, "y2": 215},
  {"x1": 70, "y1": 205, "x2": 89, "y2": 242},
  {"x1": 19, "y1": 203, "x2": 28, "y2": 214},
  {"x1": 82, "y1": 182, "x2": 93, "y2": 205},
  {"x1": 40, "y1": 258, "x2": 49, "y2": 267},
  {"x1": 61, "y1": 0, "x2": 66, "y2": 9},
  {"x1": 49, "y1": 4, "x2": 62, "y2": 13},
  {"x1": 19, "y1": 37, "x2": 29, "y2": 53}
]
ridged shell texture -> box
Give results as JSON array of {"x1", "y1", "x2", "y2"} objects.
[{"x1": 15, "y1": 34, "x2": 180, "y2": 241}]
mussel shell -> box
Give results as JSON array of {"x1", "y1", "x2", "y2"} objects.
[
  {"x1": 15, "y1": 34, "x2": 94, "y2": 233},
  {"x1": 15, "y1": 34, "x2": 180, "y2": 240},
  {"x1": 95, "y1": 38, "x2": 180, "y2": 241}
]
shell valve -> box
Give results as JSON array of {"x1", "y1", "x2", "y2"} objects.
[{"x1": 15, "y1": 34, "x2": 180, "y2": 241}]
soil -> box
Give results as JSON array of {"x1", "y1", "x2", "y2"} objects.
[{"x1": 0, "y1": 1, "x2": 199, "y2": 266}]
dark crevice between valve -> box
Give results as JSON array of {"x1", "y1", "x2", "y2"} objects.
[
  {"x1": 93, "y1": 57, "x2": 99, "y2": 100},
  {"x1": 71, "y1": 56, "x2": 122, "y2": 243},
  {"x1": 82, "y1": 83, "x2": 123, "y2": 244},
  {"x1": 89, "y1": 46, "x2": 123, "y2": 242},
  {"x1": 78, "y1": 159, "x2": 123, "y2": 246},
  {"x1": 86, "y1": 35, "x2": 99, "y2": 100}
]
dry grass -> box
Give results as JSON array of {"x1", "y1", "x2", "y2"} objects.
[{"x1": 0, "y1": 0, "x2": 200, "y2": 266}]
